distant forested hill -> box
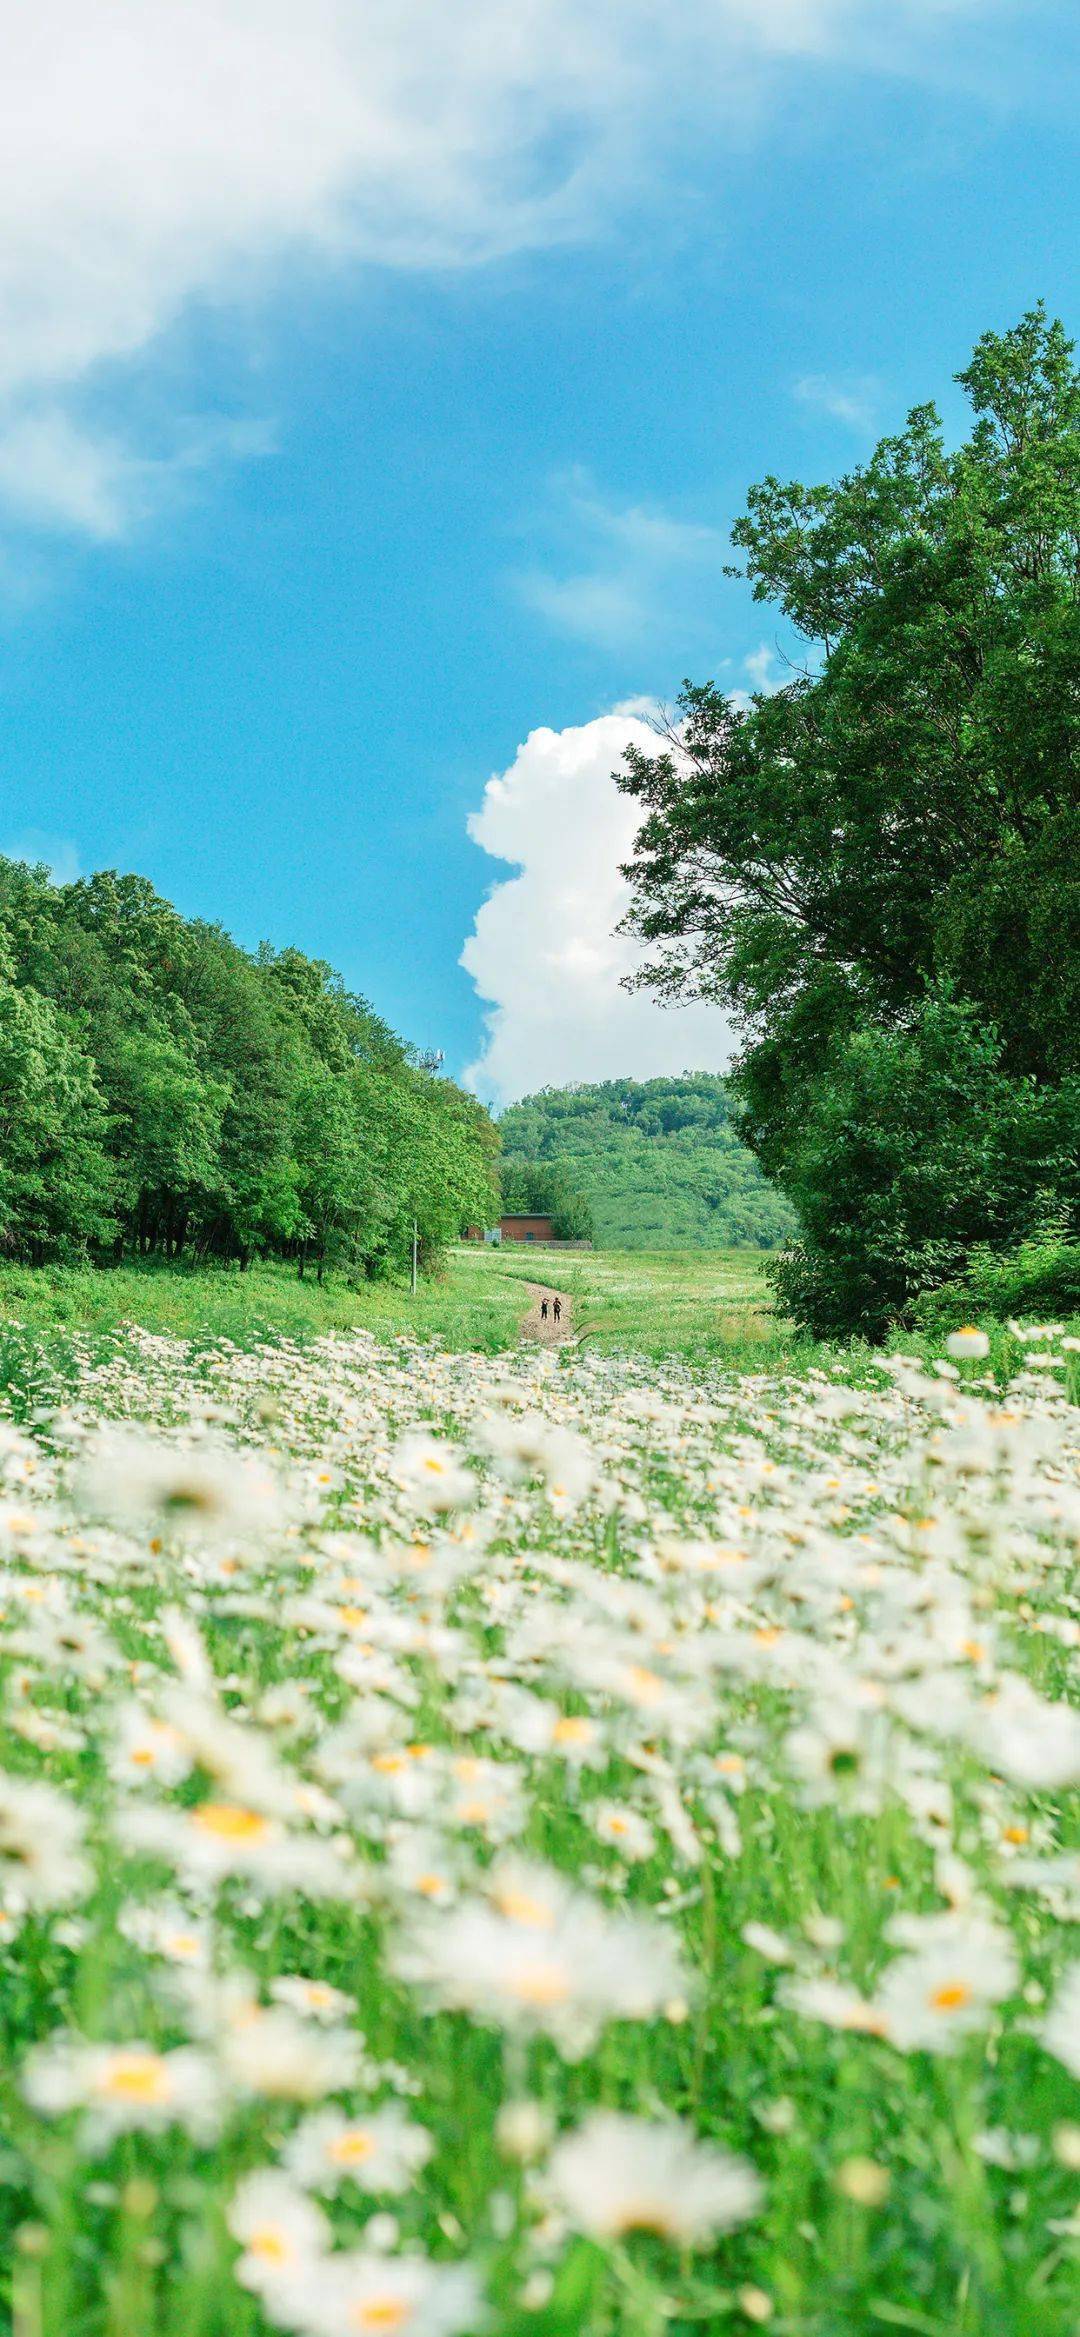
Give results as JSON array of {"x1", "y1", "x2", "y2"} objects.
[{"x1": 498, "y1": 1076, "x2": 795, "y2": 1250}]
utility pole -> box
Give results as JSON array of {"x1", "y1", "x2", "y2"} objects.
[{"x1": 411, "y1": 1217, "x2": 418, "y2": 1295}]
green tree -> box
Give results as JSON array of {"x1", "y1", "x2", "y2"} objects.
[
  {"x1": 499, "y1": 1156, "x2": 594, "y2": 1241},
  {"x1": 0, "y1": 857, "x2": 498, "y2": 1278},
  {"x1": 0, "y1": 947, "x2": 116, "y2": 1259},
  {"x1": 618, "y1": 308, "x2": 1080, "y2": 1331}
]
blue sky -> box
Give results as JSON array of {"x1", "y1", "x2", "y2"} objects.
[{"x1": 1, "y1": 2, "x2": 1077, "y2": 1099}]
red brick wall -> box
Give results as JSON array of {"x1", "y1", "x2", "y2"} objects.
[{"x1": 499, "y1": 1216, "x2": 556, "y2": 1242}]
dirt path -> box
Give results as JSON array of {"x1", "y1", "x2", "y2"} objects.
[{"x1": 519, "y1": 1280, "x2": 574, "y2": 1345}]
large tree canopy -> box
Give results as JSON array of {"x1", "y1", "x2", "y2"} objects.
[{"x1": 618, "y1": 308, "x2": 1080, "y2": 1334}]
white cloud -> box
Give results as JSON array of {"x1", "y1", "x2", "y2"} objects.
[
  {"x1": 0, "y1": 0, "x2": 998, "y2": 543},
  {"x1": 794, "y1": 373, "x2": 881, "y2": 433},
  {"x1": 516, "y1": 469, "x2": 727, "y2": 651},
  {"x1": 0, "y1": 409, "x2": 275, "y2": 540},
  {"x1": 461, "y1": 711, "x2": 733, "y2": 1103}
]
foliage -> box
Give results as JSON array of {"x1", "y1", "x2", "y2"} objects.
[
  {"x1": 618, "y1": 308, "x2": 1080, "y2": 1330},
  {"x1": 768, "y1": 987, "x2": 1078, "y2": 1340},
  {"x1": 911, "y1": 1233, "x2": 1080, "y2": 1335},
  {"x1": 0, "y1": 859, "x2": 498, "y2": 1276},
  {"x1": 498, "y1": 1075, "x2": 795, "y2": 1250},
  {"x1": 497, "y1": 1156, "x2": 595, "y2": 1241}
]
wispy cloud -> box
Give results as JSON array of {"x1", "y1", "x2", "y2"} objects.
[
  {"x1": 0, "y1": 410, "x2": 276, "y2": 543},
  {"x1": 793, "y1": 372, "x2": 882, "y2": 434},
  {"x1": 0, "y1": 1, "x2": 1007, "y2": 552},
  {"x1": 515, "y1": 468, "x2": 727, "y2": 652}
]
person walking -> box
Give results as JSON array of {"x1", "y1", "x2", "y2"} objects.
[
  {"x1": 540, "y1": 1298, "x2": 549, "y2": 1322},
  {"x1": 552, "y1": 1296, "x2": 562, "y2": 1324}
]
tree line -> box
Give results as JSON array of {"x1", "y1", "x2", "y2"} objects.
[
  {"x1": 0, "y1": 860, "x2": 498, "y2": 1278},
  {"x1": 619, "y1": 308, "x2": 1080, "y2": 1337}
]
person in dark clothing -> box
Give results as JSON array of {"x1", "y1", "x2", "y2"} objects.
[
  {"x1": 540, "y1": 1298, "x2": 549, "y2": 1321},
  {"x1": 552, "y1": 1297, "x2": 562, "y2": 1324}
]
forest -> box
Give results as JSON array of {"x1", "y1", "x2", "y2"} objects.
[
  {"x1": 0, "y1": 858, "x2": 498, "y2": 1278},
  {"x1": 498, "y1": 1074, "x2": 795, "y2": 1249}
]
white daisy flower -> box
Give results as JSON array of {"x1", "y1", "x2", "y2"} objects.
[
  {"x1": 22, "y1": 2035, "x2": 221, "y2": 2147},
  {"x1": 285, "y1": 2105, "x2": 433, "y2": 2195},
  {"x1": 546, "y1": 2110, "x2": 762, "y2": 2245},
  {"x1": 229, "y1": 2169, "x2": 330, "y2": 2297}
]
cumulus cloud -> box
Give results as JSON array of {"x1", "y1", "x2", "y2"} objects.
[
  {"x1": 0, "y1": 0, "x2": 997, "y2": 543},
  {"x1": 461, "y1": 711, "x2": 733, "y2": 1103}
]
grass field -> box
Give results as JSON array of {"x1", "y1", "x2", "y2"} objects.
[
  {"x1": 450, "y1": 1244, "x2": 817, "y2": 1367},
  {"x1": 0, "y1": 1254, "x2": 1078, "y2": 2334},
  {"x1": 0, "y1": 1246, "x2": 807, "y2": 1371}
]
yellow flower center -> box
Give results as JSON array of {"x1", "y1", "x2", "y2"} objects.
[
  {"x1": 329, "y1": 2130, "x2": 375, "y2": 2166},
  {"x1": 511, "y1": 1960, "x2": 569, "y2": 2006},
  {"x1": 617, "y1": 2202, "x2": 677, "y2": 2238},
  {"x1": 99, "y1": 2053, "x2": 170, "y2": 2103},
  {"x1": 930, "y1": 1981, "x2": 972, "y2": 2013},
  {"x1": 496, "y1": 1889, "x2": 553, "y2": 1928},
  {"x1": 551, "y1": 1716, "x2": 592, "y2": 1745},
  {"x1": 192, "y1": 1802, "x2": 269, "y2": 1844},
  {"x1": 627, "y1": 1666, "x2": 663, "y2": 1703},
  {"x1": 250, "y1": 2228, "x2": 291, "y2": 2264},
  {"x1": 351, "y1": 2302, "x2": 409, "y2": 2332}
]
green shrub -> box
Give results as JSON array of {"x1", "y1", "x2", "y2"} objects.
[{"x1": 911, "y1": 1237, "x2": 1080, "y2": 1333}]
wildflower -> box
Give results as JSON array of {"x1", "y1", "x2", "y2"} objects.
[
  {"x1": 545, "y1": 2110, "x2": 762, "y2": 2245},
  {"x1": 285, "y1": 2105, "x2": 433, "y2": 2195},
  {"x1": 221, "y1": 2006, "x2": 361, "y2": 2102},
  {"x1": 591, "y1": 1802, "x2": 656, "y2": 1861},
  {"x1": 394, "y1": 1882, "x2": 689, "y2": 2058},
  {"x1": 270, "y1": 1976, "x2": 358, "y2": 2024},
  {"x1": 1041, "y1": 1966, "x2": 1080, "y2": 2080},
  {"x1": 110, "y1": 1702, "x2": 193, "y2": 1789},
  {"x1": 0, "y1": 1776, "x2": 91, "y2": 1913},
  {"x1": 389, "y1": 1434, "x2": 476, "y2": 1516},
  {"x1": 229, "y1": 2170, "x2": 330, "y2": 2297},
  {"x1": 279, "y1": 2251, "x2": 483, "y2": 2337},
  {"x1": 119, "y1": 1800, "x2": 352, "y2": 1897},
  {"x1": 22, "y1": 2035, "x2": 220, "y2": 2147},
  {"x1": 945, "y1": 1328, "x2": 991, "y2": 1361},
  {"x1": 76, "y1": 1427, "x2": 283, "y2": 1542},
  {"x1": 119, "y1": 1901, "x2": 213, "y2": 1968},
  {"x1": 778, "y1": 1977, "x2": 888, "y2": 2037},
  {"x1": 874, "y1": 1923, "x2": 1018, "y2": 2053}
]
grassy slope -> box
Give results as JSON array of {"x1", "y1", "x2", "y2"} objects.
[
  {"x1": 1, "y1": 1255, "x2": 1072, "y2": 1392},
  {"x1": 0, "y1": 1248, "x2": 807, "y2": 1369},
  {"x1": 0, "y1": 1257, "x2": 526, "y2": 1355}
]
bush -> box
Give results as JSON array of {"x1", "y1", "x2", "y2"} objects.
[
  {"x1": 911, "y1": 1237, "x2": 1080, "y2": 1333},
  {"x1": 769, "y1": 990, "x2": 1079, "y2": 1342}
]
